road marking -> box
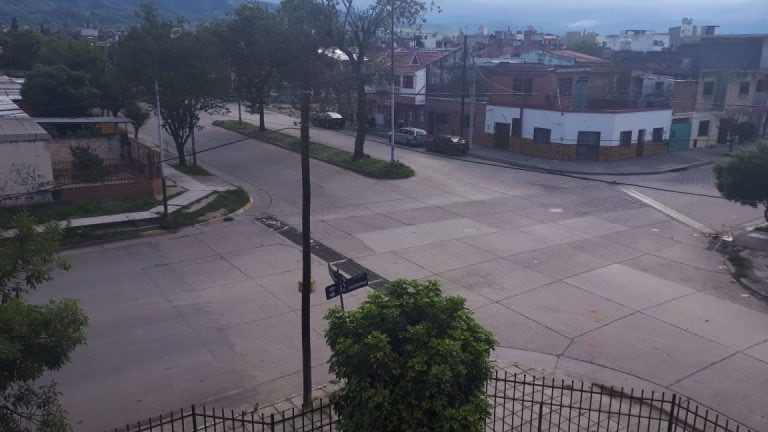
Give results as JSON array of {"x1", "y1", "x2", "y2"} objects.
[{"x1": 616, "y1": 186, "x2": 719, "y2": 236}]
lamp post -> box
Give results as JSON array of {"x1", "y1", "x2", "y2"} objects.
[
  {"x1": 389, "y1": 0, "x2": 396, "y2": 165},
  {"x1": 154, "y1": 80, "x2": 169, "y2": 215}
]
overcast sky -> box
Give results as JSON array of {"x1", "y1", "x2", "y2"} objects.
[{"x1": 425, "y1": 0, "x2": 768, "y2": 35}]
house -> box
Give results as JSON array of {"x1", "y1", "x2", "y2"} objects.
[
  {"x1": 598, "y1": 30, "x2": 670, "y2": 52},
  {"x1": 668, "y1": 18, "x2": 718, "y2": 49}
]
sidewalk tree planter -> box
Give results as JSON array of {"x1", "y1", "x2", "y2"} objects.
[
  {"x1": 714, "y1": 140, "x2": 768, "y2": 222},
  {"x1": 325, "y1": 279, "x2": 495, "y2": 432},
  {"x1": 213, "y1": 120, "x2": 414, "y2": 179}
]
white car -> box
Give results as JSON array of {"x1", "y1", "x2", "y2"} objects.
[{"x1": 388, "y1": 127, "x2": 429, "y2": 146}]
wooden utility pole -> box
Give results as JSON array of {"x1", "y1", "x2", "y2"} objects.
[
  {"x1": 300, "y1": 84, "x2": 312, "y2": 409},
  {"x1": 459, "y1": 34, "x2": 468, "y2": 138}
]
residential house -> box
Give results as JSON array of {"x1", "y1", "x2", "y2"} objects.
[
  {"x1": 668, "y1": 18, "x2": 718, "y2": 49},
  {"x1": 598, "y1": 30, "x2": 670, "y2": 52}
]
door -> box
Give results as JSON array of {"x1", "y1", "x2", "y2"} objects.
[
  {"x1": 669, "y1": 119, "x2": 692, "y2": 152},
  {"x1": 636, "y1": 129, "x2": 646, "y2": 157},
  {"x1": 493, "y1": 122, "x2": 511, "y2": 149},
  {"x1": 576, "y1": 131, "x2": 600, "y2": 161}
]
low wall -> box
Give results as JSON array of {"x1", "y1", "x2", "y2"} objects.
[
  {"x1": 49, "y1": 135, "x2": 124, "y2": 163},
  {"x1": 600, "y1": 145, "x2": 637, "y2": 161},
  {"x1": 53, "y1": 178, "x2": 161, "y2": 204},
  {"x1": 641, "y1": 141, "x2": 669, "y2": 157},
  {"x1": 510, "y1": 138, "x2": 577, "y2": 161}
]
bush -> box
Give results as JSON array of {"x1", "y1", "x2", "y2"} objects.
[
  {"x1": 70, "y1": 145, "x2": 109, "y2": 183},
  {"x1": 714, "y1": 140, "x2": 768, "y2": 222},
  {"x1": 325, "y1": 279, "x2": 496, "y2": 432}
]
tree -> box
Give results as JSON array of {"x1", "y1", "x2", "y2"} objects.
[
  {"x1": 325, "y1": 279, "x2": 495, "y2": 432},
  {"x1": 114, "y1": 3, "x2": 229, "y2": 165},
  {"x1": 720, "y1": 119, "x2": 758, "y2": 145},
  {"x1": 569, "y1": 40, "x2": 604, "y2": 58},
  {"x1": 714, "y1": 140, "x2": 768, "y2": 223},
  {"x1": 122, "y1": 103, "x2": 150, "y2": 139},
  {"x1": 0, "y1": 213, "x2": 88, "y2": 431},
  {"x1": 212, "y1": 4, "x2": 282, "y2": 131},
  {"x1": 321, "y1": 0, "x2": 433, "y2": 160},
  {"x1": 0, "y1": 29, "x2": 43, "y2": 71},
  {"x1": 21, "y1": 64, "x2": 100, "y2": 117}
]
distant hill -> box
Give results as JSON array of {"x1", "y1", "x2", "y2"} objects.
[{"x1": 0, "y1": 0, "x2": 279, "y2": 29}]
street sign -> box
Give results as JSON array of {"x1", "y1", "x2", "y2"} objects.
[
  {"x1": 341, "y1": 272, "x2": 368, "y2": 294},
  {"x1": 324, "y1": 271, "x2": 369, "y2": 300}
]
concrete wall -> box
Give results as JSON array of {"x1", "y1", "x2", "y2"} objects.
[
  {"x1": 522, "y1": 108, "x2": 672, "y2": 146},
  {"x1": 48, "y1": 135, "x2": 124, "y2": 163},
  {"x1": 0, "y1": 139, "x2": 55, "y2": 206},
  {"x1": 484, "y1": 105, "x2": 521, "y2": 134}
]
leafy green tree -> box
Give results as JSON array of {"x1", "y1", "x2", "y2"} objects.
[
  {"x1": 0, "y1": 214, "x2": 88, "y2": 432},
  {"x1": 212, "y1": 3, "x2": 283, "y2": 131},
  {"x1": 0, "y1": 29, "x2": 43, "y2": 71},
  {"x1": 38, "y1": 38, "x2": 107, "y2": 79},
  {"x1": 325, "y1": 279, "x2": 495, "y2": 432},
  {"x1": 714, "y1": 140, "x2": 768, "y2": 223},
  {"x1": 122, "y1": 103, "x2": 150, "y2": 139},
  {"x1": 114, "y1": 3, "x2": 229, "y2": 165},
  {"x1": 321, "y1": 0, "x2": 433, "y2": 160},
  {"x1": 21, "y1": 64, "x2": 100, "y2": 117},
  {"x1": 569, "y1": 40, "x2": 604, "y2": 58}
]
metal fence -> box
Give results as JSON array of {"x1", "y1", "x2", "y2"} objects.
[{"x1": 109, "y1": 372, "x2": 756, "y2": 432}]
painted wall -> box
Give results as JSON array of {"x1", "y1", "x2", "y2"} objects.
[
  {"x1": 522, "y1": 108, "x2": 673, "y2": 146},
  {"x1": 484, "y1": 105, "x2": 521, "y2": 134},
  {"x1": 0, "y1": 139, "x2": 54, "y2": 206}
]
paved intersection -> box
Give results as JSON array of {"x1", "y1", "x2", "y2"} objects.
[{"x1": 37, "y1": 110, "x2": 768, "y2": 431}]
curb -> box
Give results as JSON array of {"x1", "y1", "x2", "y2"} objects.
[{"x1": 465, "y1": 152, "x2": 714, "y2": 177}]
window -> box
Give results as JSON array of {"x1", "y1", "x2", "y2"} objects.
[
  {"x1": 513, "y1": 77, "x2": 533, "y2": 93},
  {"x1": 698, "y1": 120, "x2": 710, "y2": 137},
  {"x1": 436, "y1": 113, "x2": 448, "y2": 125},
  {"x1": 739, "y1": 81, "x2": 750, "y2": 95},
  {"x1": 758, "y1": 79, "x2": 768, "y2": 93},
  {"x1": 702, "y1": 81, "x2": 715, "y2": 96},
  {"x1": 654, "y1": 81, "x2": 664, "y2": 92},
  {"x1": 402, "y1": 75, "x2": 414, "y2": 89},
  {"x1": 652, "y1": 127, "x2": 664, "y2": 143},
  {"x1": 558, "y1": 78, "x2": 573, "y2": 96},
  {"x1": 533, "y1": 127, "x2": 551, "y2": 144},
  {"x1": 620, "y1": 131, "x2": 632, "y2": 146},
  {"x1": 637, "y1": 129, "x2": 646, "y2": 144},
  {"x1": 653, "y1": 40, "x2": 665, "y2": 47}
]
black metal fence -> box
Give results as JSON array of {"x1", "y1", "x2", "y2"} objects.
[{"x1": 109, "y1": 372, "x2": 756, "y2": 432}]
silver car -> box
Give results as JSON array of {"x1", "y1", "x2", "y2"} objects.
[{"x1": 388, "y1": 127, "x2": 428, "y2": 146}]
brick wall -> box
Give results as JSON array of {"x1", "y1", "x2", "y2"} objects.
[
  {"x1": 641, "y1": 141, "x2": 669, "y2": 157},
  {"x1": 53, "y1": 178, "x2": 160, "y2": 204},
  {"x1": 599, "y1": 145, "x2": 636, "y2": 161},
  {"x1": 509, "y1": 137, "x2": 577, "y2": 160},
  {"x1": 49, "y1": 135, "x2": 124, "y2": 163}
]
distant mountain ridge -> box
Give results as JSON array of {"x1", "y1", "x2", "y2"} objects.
[{"x1": 0, "y1": 0, "x2": 278, "y2": 29}]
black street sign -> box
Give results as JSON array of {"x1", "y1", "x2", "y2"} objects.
[
  {"x1": 325, "y1": 283, "x2": 342, "y2": 300},
  {"x1": 341, "y1": 272, "x2": 368, "y2": 294}
]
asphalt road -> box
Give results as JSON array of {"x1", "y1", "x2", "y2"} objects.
[{"x1": 37, "y1": 107, "x2": 768, "y2": 431}]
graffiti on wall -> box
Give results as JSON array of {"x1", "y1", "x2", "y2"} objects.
[{"x1": 0, "y1": 163, "x2": 54, "y2": 195}]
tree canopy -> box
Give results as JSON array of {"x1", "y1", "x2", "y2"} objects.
[
  {"x1": 21, "y1": 64, "x2": 100, "y2": 117},
  {"x1": 325, "y1": 279, "x2": 495, "y2": 432},
  {"x1": 714, "y1": 140, "x2": 768, "y2": 223},
  {"x1": 0, "y1": 214, "x2": 88, "y2": 432}
]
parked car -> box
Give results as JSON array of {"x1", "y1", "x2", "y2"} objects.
[
  {"x1": 312, "y1": 112, "x2": 345, "y2": 129},
  {"x1": 387, "y1": 127, "x2": 428, "y2": 146},
  {"x1": 425, "y1": 135, "x2": 468, "y2": 155}
]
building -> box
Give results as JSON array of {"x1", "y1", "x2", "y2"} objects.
[
  {"x1": 598, "y1": 30, "x2": 670, "y2": 52},
  {"x1": 668, "y1": 18, "x2": 718, "y2": 49},
  {"x1": 0, "y1": 118, "x2": 55, "y2": 207}
]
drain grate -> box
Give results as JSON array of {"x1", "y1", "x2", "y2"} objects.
[{"x1": 256, "y1": 215, "x2": 389, "y2": 290}]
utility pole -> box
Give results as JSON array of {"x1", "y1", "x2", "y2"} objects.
[
  {"x1": 389, "y1": 2, "x2": 396, "y2": 164},
  {"x1": 468, "y1": 62, "x2": 476, "y2": 150},
  {"x1": 459, "y1": 34, "x2": 468, "y2": 138},
  {"x1": 191, "y1": 127, "x2": 197, "y2": 166},
  {"x1": 300, "y1": 84, "x2": 313, "y2": 410},
  {"x1": 154, "y1": 80, "x2": 168, "y2": 216}
]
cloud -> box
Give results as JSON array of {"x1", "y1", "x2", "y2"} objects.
[{"x1": 567, "y1": 19, "x2": 598, "y2": 29}]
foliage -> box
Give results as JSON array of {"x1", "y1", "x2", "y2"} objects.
[
  {"x1": 69, "y1": 146, "x2": 109, "y2": 183},
  {"x1": 211, "y1": 3, "x2": 283, "y2": 131},
  {"x1": 214, "y1": 120, "x2": 415, "y2": 179},
  {"x1": 714, "y1": 140, "x2": 768, "y2": 222},
  {"x1": 172, "y1": 163, "x2": 211, "y2": 176},
  {"x1": 568, "y1": 40, "x2": 604, "y2": 58},
  {"x1": 160, "y1": 187, "x2": 249, "y2": 229},
  {"x1": 122, "y1": 103, "x2": 150, "y2": 139},
  {"x1": 0, "y1": 197, "x2": 159, "y2": 230},
  {"x1": 0, "y1": 29, "x2": 43, "y2": 71},
  {"x1": 0, "y1": 213, "x2": 88, "y2": 431},
  {"x1": 719, "y1": 119, "x2": 758, "y2": 144},
  {"x1": 114, "y1": 2, "x2": 229, "y2": 165},
  {"x1": 320, "y1": 0, "x2": 433, "y2": 160},
  {"x1": 20, "y1": 64, "x2": 100, "y2": 117},
  {"x1": 37, "y1": 37, "x2": 107, "y2": 78},
  {"x1": 325, "y1": 279, "x2": 495, "y2": 432}
]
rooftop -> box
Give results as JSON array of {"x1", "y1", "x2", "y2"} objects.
[{"x1": 0, "y1": 117, "x2": 51, "y2": 143}]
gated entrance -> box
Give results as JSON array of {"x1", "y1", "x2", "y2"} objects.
[
  {"x1": 576, "y1": 131, "x2": 600, "y2": 161},
  {"x1": 669, "y1": 119, "x2": 692, "y2": 152},
  {"x1": 493, "y1": 122, "x2": 511, "y2": 149}
]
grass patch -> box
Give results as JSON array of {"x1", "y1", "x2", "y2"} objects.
[
  {"x1": 161, "y1": 188, "x2": 249, "y2": 229},
  {"x1": 728, "y1": 253, "x2": 753, "y2": 280},
  {"x1": 213, "y1": 120, "x2": 414, "y2": 179},
  {"x1": 62, "y1": 226, "x2": 143, "y2": 248},
  {"x1": 173, "y1": 163, "x2": 212, "y2": 176},
  {"x1": 0, "y1": 197, "x2": 159, "y2": 229}
]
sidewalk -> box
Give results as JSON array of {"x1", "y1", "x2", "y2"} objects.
[
  {"x1": 65, "y1": 164, "x2": 234, "y2": 229},
  {"x1": 466, "y1": 144, "x2": 730, "y2": 176}
]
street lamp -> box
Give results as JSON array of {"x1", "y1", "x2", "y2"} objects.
[{"x1": 389, "y1": 1, "x2": 396, "y2": 165}]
